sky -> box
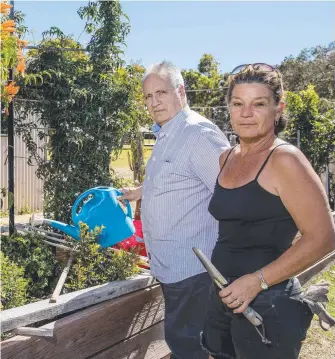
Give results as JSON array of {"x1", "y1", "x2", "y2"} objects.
[{"x1": 16, "y1": 1, "x2": 335, "y2": 73}]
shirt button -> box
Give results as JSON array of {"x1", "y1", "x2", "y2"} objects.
[
  {"x1": 152, "y1": 156, "x2": 156, "y2": 161},
  {"x1": 147, "y1": 175, "x2": 150, "y2": 180}
]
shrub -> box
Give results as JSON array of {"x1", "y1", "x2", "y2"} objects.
[
  {"x1": 0, "y1": 252, "x2": 29, "y2": 310},
  {"x1": 1, "y1": 233, "x2": 60, "y2": 300},
  {"x1": 1, "y1": 224, "x2": 141, "y2": 306},
  {"x1": 65, "y1": 223, "x2": 140, "y2": 292}
]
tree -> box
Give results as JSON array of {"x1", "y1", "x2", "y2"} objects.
[
  {"x1": 112, "y1": 63, "x2": 152, "y2": 218},
  {"x1": 284, "y1": 85, "x2": 335, "y2": 206},
  {"x1": 279, "y1": 42, "x2": 335, "y2": 100},
  {"x1": 16, "y1": 1, "x2": 134, "y2": 223},
  {"x1": 182, "y1": 54, "x2": 230, "y2": 132},
  {"x1": 198, "y1": 53, "x2": 219, "y2": 77}
]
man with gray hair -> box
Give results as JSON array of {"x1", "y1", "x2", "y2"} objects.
[{"x1": 120, "y1": 61, "x2": 230, "y2": 358}]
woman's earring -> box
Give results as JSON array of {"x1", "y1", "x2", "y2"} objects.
[{"x1": 275, "y1": 119, "x2": 279, "y2": 126}]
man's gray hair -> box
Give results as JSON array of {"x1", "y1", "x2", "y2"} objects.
[{"x1": 142, "y1": 61, "x2": 185, "y2": 89}]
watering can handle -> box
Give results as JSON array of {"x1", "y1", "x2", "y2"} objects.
[
  {"x1": 114, "y1": 189, "x2": 133, "y2": 219},
  {"x1": 72, "y1": 188, "x2": 97, "y2": 223}
]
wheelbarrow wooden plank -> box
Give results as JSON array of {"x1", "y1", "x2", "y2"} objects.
[
  {"x1": 91, "y1": 320, "x2": 170, "y2": 359},
  {"x1": 0, "y1": 274, "x2": 156, "y2": 333},
  {"x1": 1, "y1": 285, "x2": 164, "y2": 359}
]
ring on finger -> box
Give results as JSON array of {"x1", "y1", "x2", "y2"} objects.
[{"x1": 234, "y1": 299, "x2": 243, "y2": 306}]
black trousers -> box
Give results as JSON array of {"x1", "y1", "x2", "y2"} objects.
[
  {"x1": 201, "y1": 277, "x2": 313, "y2": 359},
  {"x1": 161, "y1": 272, "x2": 212, "y2": 359}
]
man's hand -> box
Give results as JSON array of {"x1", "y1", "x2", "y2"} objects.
[{"x1": 118, "y1": 186, "x2": 142, "y2": 203}]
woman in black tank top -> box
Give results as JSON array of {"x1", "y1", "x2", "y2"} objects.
[{"x1": 200, "y1": 64, "x2": 335, "y2": 359}]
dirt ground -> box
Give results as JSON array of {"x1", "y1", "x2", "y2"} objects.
[{"x1": 299, "y1": 318, "x2": 335, "y2": 359}]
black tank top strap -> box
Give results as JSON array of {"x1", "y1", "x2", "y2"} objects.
[
  {"x1": 220, "y1": 145, "x2": 237, "y2": 172},
  {"x1": 255, "y1": 143, "x2": 291, "y2": 180}
]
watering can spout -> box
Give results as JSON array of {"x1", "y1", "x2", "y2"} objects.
[{"x1": 44, "y1": 219, "x2": 80, "y2": 240}]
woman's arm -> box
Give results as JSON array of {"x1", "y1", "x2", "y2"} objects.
[
  {"x1": 260, "y1": 146, "x2": 335, "y2": 286},
  {"x1": 219, "y1": 146, "x2": 335, "y2": 313}
]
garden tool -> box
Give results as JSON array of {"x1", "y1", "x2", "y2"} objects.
[
  {"x1": 50, "y1": 253, "x2": 74, "y2": 303},
  {"x1": 21, "y1": 219, "x2": 78, "y2": 253},
  {"x1": 26, "y1": 216, "x2": 149, "y2": 266},
  {"x1": 23, "y1": 216, "x2": 149, "y2": 303},
  {"x1": 27, "y1": 186, "x2": 135, "y2": 248},
  {"x1": 192, "y1": 247, "x2": 271, "y2": 344},
  {"x1": 21, "y1": 221, "x2": 78, "y2": 303}
]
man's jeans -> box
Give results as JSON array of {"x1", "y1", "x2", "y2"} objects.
[{"x1": 161, "y1": 272, "x2": 211, "y2": 359}]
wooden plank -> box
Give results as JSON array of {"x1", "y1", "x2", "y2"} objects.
[
  {"x1": 91, "y1": 321, "x2": 170, "y2": 359},
  {"x1": 0, "y1": 273, "x2": 156, "y2": 333},
  {"x1": 14, "y1": 326, "x2": 54, "y2": 338},
  {"x1": 49, "y1": 253, "x2": 74, "y2": 303},
  {"x1": 1, "y1": 285, "x2": 165, "y2": 359},
  {"x1": 297, "y1": 250, "x2": 335, "y2": 285}
]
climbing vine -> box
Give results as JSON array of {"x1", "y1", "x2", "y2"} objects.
[
  {"x1": 0, "y1": 0, "x2": 28, "y2": 114},
  {"x1": 16, "y1": 1, "x2": 135, "y2": 223}
]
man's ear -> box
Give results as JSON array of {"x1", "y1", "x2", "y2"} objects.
[{"x1": 178, "y1": 85, "x2": 186, "y2": 99}]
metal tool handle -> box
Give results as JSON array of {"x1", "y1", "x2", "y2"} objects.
[
  {"x1": 192, "y1": 247, "x2": 263, "y2": 327},
  {"x1": 241, "y1": 306, "x2": 263, "y2": 327}
]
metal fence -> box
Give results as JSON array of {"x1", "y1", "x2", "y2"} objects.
[
  {"x1": 0, "y1": 111, "x2": 45, "y2": 213},
  {"x1": 0, "y1": 111, "x2": 333, "y2": 214}
]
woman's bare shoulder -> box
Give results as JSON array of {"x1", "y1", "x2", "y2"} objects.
[
  {"x1": 272, "y1": 142, "x2": 309, "y2": 166},
  {"x1": 271, "y1": 142, "x2": 318, "y2": 183}
]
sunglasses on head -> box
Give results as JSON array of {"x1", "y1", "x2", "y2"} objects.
[{"x1": 230, "y1": 63, "x2": 281, "y2": 77}]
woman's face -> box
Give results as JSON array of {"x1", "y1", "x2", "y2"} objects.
[{"x1": 229, "y1": 83, "x2": 281, "y2": 141}]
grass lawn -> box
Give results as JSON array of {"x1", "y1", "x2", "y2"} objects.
[
  {"x1": 299, "y1": 263, "x2": 335, "y2": 359},
  {"x1": 111, "y1": 145, "x2": 153, "y2": 169},
  {"x1": 306, "y1": 264, "x2": 335, "y2": 317}
]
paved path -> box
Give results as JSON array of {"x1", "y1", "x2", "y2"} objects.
[{"x1": 0, "y1": 212, "x2": 43, "y2": 233}]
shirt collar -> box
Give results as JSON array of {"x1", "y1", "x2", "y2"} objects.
[{"x1": 152, "y1": 106, "x2": 191, "y2": 139}]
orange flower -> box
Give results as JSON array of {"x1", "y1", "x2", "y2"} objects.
[
  {"x1": 0, "y1": 1, "x2": 12, "y2": 15},
  {"x1": 5, "y1": 82, "x2": 19, "y2": 96},
  {"x1": 1, "y1": 20, "x2": 15, "y2": 33},
  {"x1": 1, "y1": 26, "x2": 15, "y2": 33},
  {"x1": 1, "y1": 20, "x2": 15, "y2": 28},
  {"x1": 17, "y1": 46, "x2": 22, "y2": 57},
  {"x1": 16, "y1": 58, "x2": 25, "y2": 74}
]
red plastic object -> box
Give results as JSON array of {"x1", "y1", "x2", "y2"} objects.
[{"x1": 113, "y1": 220, "x2": 147, "y2": 257}]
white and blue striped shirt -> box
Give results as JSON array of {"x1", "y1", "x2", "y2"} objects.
[{"x1": 141, "y1": 106, "x2": 230, "y2": 283}]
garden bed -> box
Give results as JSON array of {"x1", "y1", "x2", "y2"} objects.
[{"x1": 1, "y1": 213, "x2": 334, "y2": 358}]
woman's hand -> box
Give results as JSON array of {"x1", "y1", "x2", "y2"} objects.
[{"x1": 219, "y1": 273, "x2": 261, "y2": 313}]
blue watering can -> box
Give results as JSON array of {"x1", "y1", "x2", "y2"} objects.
[{"x1": 41, "y1": 186, "x2": 135, "y2": 247}]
